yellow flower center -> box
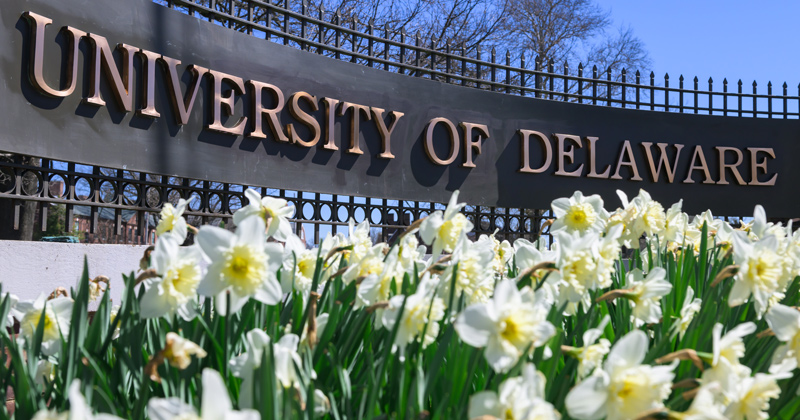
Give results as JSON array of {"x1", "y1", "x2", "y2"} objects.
[
  {"x1": 221, "y1": 244, "x2": 267, "y2": 295},
  {"x1": 156, "y1": 204, "x2": 176, "y2": 235},
  {"x1": 439, "y1": 213, "x2": 468, "y2": 252},
  {"x1": 498, "y1": 308, "x2": 536, "y2": 350},
  {"x1": 564, "y1": 203, "x2": 596, "y2": 231},
  {"x1": 163, "y1": 261, "x2": 201, "y2": 303},
  {"x1": 22, "y1": 310, "x2": 60, "y2": 342},
  {"x1": 745, "y1": 252, "x2": 781, "y2": 290}
]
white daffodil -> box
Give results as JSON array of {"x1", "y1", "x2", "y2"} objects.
[
  {"x1": 513, "y1": 239, "x2": 559, "y2": 303},
  {"x1": 156, "y1": 198, "x2": 189, "y2": 243},
  {"x1": 14, "y1": 295, "x2": 72, "y2": 356},
  {"x1": 140, "y1": 233, "x2": 204, "y2": 320},
  {"x1": 440, "y1": 236, "x2": 496, "y2": 305},
  {"x1": 623, "y1": 268, "x2": 672, "y2": 326},
  {"x1": 109, "y1": 305, "x2": 121, "y2": 340},
  {"x1": 2, "y1": 292, "x2": 18, "y2": 329},
  {"x1": 765, "y1": 304, "x2": 800, "y2": 373},
  {"x1": 680, "y1": 384, "x2": 726, "y2": 420},
  {"x1": 455, "y1": 279, "x2": 555, "y2": 373},
  {"x1": 663, "y1": 200, "x2": 688, "y2": 244},
  {"x1": 231, "y1": 330, "x2": 303, "y2": 409},
  {"x1": 397, "y1": 232, "x2": 426, "y2": 273},
  {"x1": 34, "y1": 358, "x2": 56, "y2": 387},
  {"x1": 730, "y1": 232, "x2": 785, "y2": 318},
  {"x1": 468, "y1": 364, "x2": 560, "y2": 420},
  {"x1": 701, "y1": 322, "x2": 755, "y2": 396},
  {"x1": 382, "y1": 275, "x2": 445, "y2": 357},
  {"x1": 234, "y1": 188, "x2": 295, "y2": 241},
  {"x1": 148, "y1": 368, "x2": 260, "y2": 420},
  {"x1": 281, "y1": 234, "x2": 331, "y2": 303},
  {"x1": 196, "y1": 216, "x2": 283, "y2": 315},
  {"x1": 724, "y1": 372, "x2": 791, "y2": 420},
  {"x1": 32, "y1": 380, "x2": 124, "y2": 420},
  {"x1": 571, "y1": 316, "x2": 611, "y2": 380},
  {"x1": 343, "y1": 243, "x2": 387, "y2": 285},
  {"x1": 565, "y1": 330, "x2": 675, "y2": 420},
  {"x1": 420, "y1": 190, "x2": 473, "y2": 261},
  {"x1": 550, "y1": 229, "x2": 601, "y2": 314},
  {"x1": 550, "y1": 191, "x2": 608, "y2": 235},
  {"x1": 346, "y1": 219, "x2": 374, "y2": 262},
  {"x1": 669, "y1": 286, "x2": 702, "y2": 339},
  {"x1": 597, "y1": 225, "x2": 623, "y2": 289},
  {"x1": 477, "y1": 232, "x2": 515, "y2": 277},
  {"x1": 162, "y1": 332, "x2": 207, "y2": 369}
]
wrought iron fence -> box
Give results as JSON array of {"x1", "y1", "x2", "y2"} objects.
[
  {"x1": 0, "y1": 155, "x2": 549, "y2": 244},
  {"x1": 2, "y1": 0, "x2": 776, "y2": 244},
  {"x1": 156, "y1": 0, "x2": 800, "y2": 119}
]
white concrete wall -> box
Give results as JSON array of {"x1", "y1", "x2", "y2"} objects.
[{"x1": 0, "y1": 240, "x2": 149, "y2": 304}]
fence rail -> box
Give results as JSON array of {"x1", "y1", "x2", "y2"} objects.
[{"x1": 157, "y1": 0, "x2": 800, "y2": 119}]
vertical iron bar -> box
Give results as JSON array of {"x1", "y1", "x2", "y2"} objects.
[
  {"x1": 300, "y1": 1, "x2": 307, "y2": 50},
  {"x1": 548, "y1": 59, "x2": 554, "y2": 99},
  {"x1": 446, "y1": 43, "x2": 452, "y2": 84},
  {"x1": 247, "y1": 0, "x2": 254, "y2": 35},
  {"x1": 752, "y1": 81, "x2": 758, "y2": 118},
  {"x1": 563, "y1": 61, "x2": 569, "y2": 101},
  {"x1": 350, "y1": 18, "x2": 357, "y2": 63},
  {"x1": 708, "y1": 78, "x2": 713, "y2": 115},
  {"x1": 430, "y1": 38, "x2": 437, "y2": 80},
  {"x1": 476, "y1": 45, "x2": 482, "y2": 89},
  {"x1": 491, "y1": 48, "x2": 497, "y2": 91},
  {"x1": 768, "y1": 82, "x2": 773, "y2": 118},
  {"x1": 605, "y1": 67, "x2": 611, "y2": 105},
  {"x1": 415, "y1": 32, "x2": 421, "y2": 77},
  {"x1": 384, "y1": 24, "x2": 389, "y2": 71},
  {"x1": 577, "y1": 63, "x2": 583, "y2": 104},
  {"x1": 317, "y1": 5, "x2": 324, "y2": 55},
  {"x1": 283, "y1": 0, "x2": 290, "y2": 45},
  {"x1": 265, "y1": 0, "x2": 272, "y2": 41},
  {"x1": 505, "y1": 51, "x2": 511, "y2": 94},
  {"x1": 635, "y1": 70, "x2": 640, "y2": 109},
  {"x1": 649, "y1": 72, "x2": 655, "y2": 110},
  {"x1": 592, "y1": 65, "x2": 597, "y2": 105},
  {"x1": 334, "y1": 12, "x2": 341, "y2": 60},
  {"x1": 679, "y1": 75, "x2": 684, "y2": 113},
  {"x1": 693, "y1": 76, "x2": 698, "y2": 114},
  {"x1": 621, "y1": 68, "x2": 626, "y2": 107},
  {"x1": 368, "y1": 21, "x2": 374, "y2": 67},
  {"x1": 723, "y1": 78, "x2": 728, "y2": 116},
  {"x1": 664, "y1": 74, "x2": 669, "y2": 112},
  {"x1": 399, "y1": 29, "x2": 406, "y2": 75},
  {"x1": 534, "y1": 56, "x2": 541, "y2": 98},
  {"x1": 461, "y1": 46, "x2": 466, "y2": 86},
  {"x1": 520, "y1": 53, "x2": 526, "y2": 96},
  {"x1": 783, "y1": 82, "x2": 788, "y2": 119},
  {"x1": 738, "y1": 80, "x2": 743, "y2": 117}
]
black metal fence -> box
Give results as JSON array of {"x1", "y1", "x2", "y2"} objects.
[{"x1": 1, "y1": 0, "x2": 775, "y2": 244}]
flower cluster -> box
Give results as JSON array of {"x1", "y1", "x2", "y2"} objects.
[{"x1": 3, "y1": 187, "x2": 799, "y2": 420}]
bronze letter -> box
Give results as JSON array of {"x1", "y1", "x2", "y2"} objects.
[
  {"x1": 286, "y1": 92, "x2": 321, "y2": 147},
  {"x1": 747, "y1": 147, "x2": 778, "y2": 186},
  {"x1": 371, "y1": 107, "x2": 404, "y2": 159},
  {"x1": 682, "y1": 146, "x2": 715, "y2": 184},
  {"x1": 84, "y1": 34, "x2": 137, "y2": 111},
  {"x1": 137, "y1": 49, "x2": 161, "y2": 118},
  {"x1": 339, "y1": 102, "x2": 372, "y2": 154},
  {"x1": 518, "y1": 130, "x2": 552, "y2": 173},
  {"x1": 249, "y1": 80, "x2": 289, "y2": 142},
  {"x1": 424, "y1": 118, "x2": 459, "y2": 165},
  {"x1": 23, "y1": 12, "x2": 86, "y2": 97},
  {"x1": 554, "y1": 133, "x2": 584, "y2": 177},
  {"x1": 322, "y1": 98, "x2": 340, "y2": 150},
  {"x1": 641, "y1": 142, "x2": 684, "y2": 183},
  {"x1": 460, "y1": 122, "x2": 489, "y2": 168},
  {"x1": 611, "y1": 140, "x2": 643, "y2": 181},
  {"x1": 715, "y1": 146, "x2": 746, "y2": 185},
  {"x1": 586, "y1": 136, "x2": 611, "y2": 178},
  {"x1": 207, "y1": 70, "x2": 248, "y2": 135},
  {"x1": 160, "y1": 57, "x2": 208, "y2": 126}
]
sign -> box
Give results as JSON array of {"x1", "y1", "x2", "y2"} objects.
[{"x1": 1, "y1": 0, "x2": 798, "y2": 216}]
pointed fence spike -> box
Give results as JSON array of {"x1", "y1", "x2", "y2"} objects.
[
  {"x1": 693, "y1": 76, "x2": 698, "y2": 82},
  {"x1": 753, "y1": 80, "x2": 757, "y2": 87},
  {"x1": 636, "y1": 69, "x2": 641, "y2": 76},
  {"x1": 708, "y1": 77, "x2": 713, "y2": 83},
  {"x1": 783, "y1": 82, "x2": 788, "y2": 88},
  {"x1": 679, "y1": 74, "x2": 684, "y2": 81}
]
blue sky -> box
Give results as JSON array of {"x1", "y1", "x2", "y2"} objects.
[{"x1": 595, "y1": 0, "x2": 799, "y2": 89}]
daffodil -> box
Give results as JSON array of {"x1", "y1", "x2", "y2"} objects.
[
  {"x1": 730, "y1": 232, "x2": 785, "y2": 317},
  {"x1": 345, "y1": 218, "x2": 374, "y2": 261},
  {"x1": 147, "y1": 368, "x2": 260, "y2": 420},
  {"x1": 420, "y1": 190, "x2": 473, "y2": 261},
  {"x1": 568, "y1": 316, "x2": 611, "y2": 380},
  {"x1": 381, "y1": 275, "x2": 445, "y2": 357},
  {"x1": 724, "y1": 372, "x2": 791, "y2": 420},
  {"x1": 765, "y1": 304, "x2": 800, "y2": 373},
  {"x1": 550, "y1": 191, "x2": 608, "y2": 235},
  {"x1": 233, "y1": 188, "x2": 295, "y2": 241},
  {"x1": 477, "y1": 232, "x2": 514, "y2": 277},
  {"x1": 440, "y1": 236, "x2": 496, "y2": 305},
  {"x1": 162, "y1": 332, "x2": 207, "y2": 369},
  {"x1": 468, "y1": 364, "x2": 560, "y2": 420},
  {"x1": 701, "y1": 322, "x2": 755, "y2": 396},
  {"x1": 623, "y1": 267, "x2": 672, "y2": 327},
  {"x1": 156, "y1": 198, "x2": 189, "y2": 242},
  {"x1": 550, "y1": 230, "x2": 601, "y2": 314},
  {"x1": 663, "y1": 200, "x2": 688, "y2": 244},
  {"x1": 455, "y1": 279, "x2": 555, "y2": 373},
  {"x1": 679, "y1": 384, "x2": 726, "y2": 420},
  {"x1": 565, "y1": 330, "x2": 675, "y2": 420},
  {"x1": 669, "y1": 286, "x2": 702, "y2": 339},
  {"x1": 281, "y1": 233, "x2": 331, "y2": 303},
  {"x1": 14, "y1": 294, "x2": 72, "y2": 356},
  {"x1": 196, "y1": 216, "x2": 283, "y2": 315},
  {"x1": 230, "y1": 330, "x2": 303, "y2": 409},
  {"x1": 140, "y1": 233, "x2": 204, "y2": 320}
]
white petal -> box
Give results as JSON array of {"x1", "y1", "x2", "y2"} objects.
[
  {"x1": 765, "y1": 304, "x2": 800, "y2": 342},
  {"x1": 236, "y1": 216, "x2": 266, "y2": 247},
  {"x1": 605, "y1": 329, "x2": 648, "y2": 371},
  {"x1": 201, "y1": 369, "x2": 233, "y2": 418},
  {"x1": 140, "y1": 282, "x2": 171, "y2": 319},
  {"x1": 197, "y1": 226, "x2": 234, "y2": 261},
  {"x1": 197, "y1": 262, "x2": 227, "y2": 297},
  {"x1": 468, "y1": 391, "x2": 503, "y2": 419},
  {"x1": 454, "y1": 304, "x2": 495, "y2": 347},
  {"x1": 148, "y1": 398, "x2": 197, "y2": 420},
  {"x1": 565, "y1": 373, "x2": 609, "y2": 420},
  {"x1": 254, "y1": 276, "x2": 283, "y2": 306}
]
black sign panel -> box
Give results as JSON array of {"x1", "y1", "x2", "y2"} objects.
[{"x1": 1, "y1": 0, "x2": 798, "y2": 216}]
